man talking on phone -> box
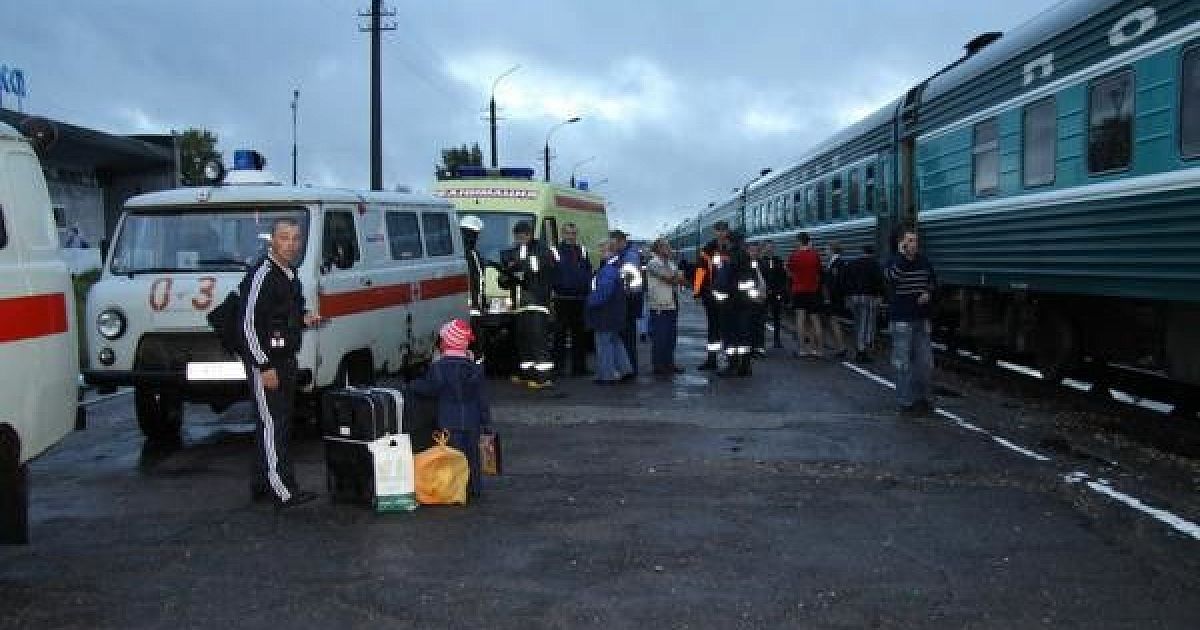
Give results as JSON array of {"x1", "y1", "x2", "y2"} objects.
[{"x1": 885, "y1": 227, "x2": 937, "y2": 415}]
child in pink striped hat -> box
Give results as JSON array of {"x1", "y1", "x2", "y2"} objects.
[{"x1": 408, "y1": 318, "x2": 492, "y2": 497}]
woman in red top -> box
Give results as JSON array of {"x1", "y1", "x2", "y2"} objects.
[{"x1": 786, "y1": 232, "x2": 825, "y2": 357}]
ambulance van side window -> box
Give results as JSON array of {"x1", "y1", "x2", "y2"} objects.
[
  {"x1": 385, "y1": 211, "x2": 423, "y2": 260},
  {"x1": 323, "y1": 211, "x2": 360, "y2": 269},
  {"x1": 421, "y1": 212, "x2": 454, "y2": 256}
]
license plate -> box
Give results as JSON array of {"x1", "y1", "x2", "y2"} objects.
[{"x1": 186, "y1": 361, "x2": 247, "y2": 381}]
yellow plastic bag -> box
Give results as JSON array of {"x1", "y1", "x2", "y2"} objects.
[{"x1": 413, "y1": 430, "x2": 469, "y2": 505}]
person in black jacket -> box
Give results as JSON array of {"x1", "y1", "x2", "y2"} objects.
[
  {"x1": 843, "y1": 244, "x2": 885, "y2": 362},
  {"x1": 241, "y1": 217, "x2": 322, "y2": 508},
  {"x1": 760, "y1": 239, "x2": 789, "y2": 350},
  {"x1": 551, "y1": 222, "x2": 593, "y2": 376},
  {"x1": 499, "y1": 220, "x2": 559, "y2": 388}
]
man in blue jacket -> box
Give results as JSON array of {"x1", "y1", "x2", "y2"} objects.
[
  {"x1": 610, "y1": 230, "x2": 644, "y2": 376},
  {"x1": 552, "y1": 222, "x2": 593, "y2": 376},
  {"x1": 885, "y1": 228, "x2": 937, "y2": 414}
]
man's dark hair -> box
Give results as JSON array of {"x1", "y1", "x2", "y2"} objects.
[
  {"x1": 272, "y1": 216, "x2": 301, "y2": 235},
  {"x1": 798, "y1": 232, "x2": 810, "y2": 245},
  {"x1": 513, "y1": 220, "x2": 533, "y2": 235}
]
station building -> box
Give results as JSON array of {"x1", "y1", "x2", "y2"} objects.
[{"x1": 0, "y1": 108, "x2": 179, "y2": 257}]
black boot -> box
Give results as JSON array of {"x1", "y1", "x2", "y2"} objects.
[
  {"x1": 737, "y1": 354, "x2": 752, "y2": 377},
  {"x1": 697, "y1": 352, "x2": 719, "y2": 371}
]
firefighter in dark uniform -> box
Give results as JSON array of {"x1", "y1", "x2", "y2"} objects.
[
  {"x1": 715, "y1": 229, "x2": 757, "y2": 377},
  {"x1": 242, "y1": 217, "x2": 321, "y2": 508},
  {"x1": 499, "y1": 220, "x2": 560, "y2": 388},
  {"x1": 747, "y1": 241, "x2": 769, "y2": 358},
  {"x1": 693, "y1": 240, "x2": 722, "y2": 370},
  {"x1": 459, "y1": 215, "x2": 487, "y2": 360}
]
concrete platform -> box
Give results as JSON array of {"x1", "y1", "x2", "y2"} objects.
[{"x1": 3, "y1": 304, "x2": 1198, "y2": 629}]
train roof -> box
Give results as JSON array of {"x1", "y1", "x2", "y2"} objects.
[{"x1": 922, "y1": 0, "x2": 1124, "y2": 103}]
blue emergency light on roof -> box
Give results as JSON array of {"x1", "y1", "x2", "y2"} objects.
[
  {"x1": 233, "y1": 149, "x2": 266, "y2": 171},
  {"x1": 499, "y1": 167, "x2": 535, "y2": 179}
]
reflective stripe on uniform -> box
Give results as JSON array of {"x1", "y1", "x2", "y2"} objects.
[
  {"x1": 534, "y1": 362, "x2": 555, "y2": 372},
  {"x1": 706, "y1": 342, "x2": 723, "y2": 351},
  {"x1": 711, "y1": 290, "x2": 728, "y2": 301},
  {"x1": 518, "y1": 305, "x2": 551, "y2": 314}
]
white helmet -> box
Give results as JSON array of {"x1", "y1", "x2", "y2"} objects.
[{"x1": 459, "y1": 215, "x2": 483, "y2": 232}]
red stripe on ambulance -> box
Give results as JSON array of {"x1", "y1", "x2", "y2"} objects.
[
  {"x1": 318, "y1": 274, "x2": 468, "y2": 318},
  {"x1": 0, "y1": 293, "x2": 69, "y2": 343}
]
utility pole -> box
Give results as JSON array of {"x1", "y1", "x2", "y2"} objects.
[
  {"x1": 358, "y1": 1, "x2": 395, "y2": 191},
  {"x1": 488, "y1": 65, "x2": 520, "y2": 169},
  {"x1": 290, "y1": 89, "x2": 299, "y2": 185}
]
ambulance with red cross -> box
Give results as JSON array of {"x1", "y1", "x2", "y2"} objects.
[
  {"x1": 0, "y1": 121, "x2": 79, "y2": 544},
  {"x1": 83, "y1": 151, "x2": 467, "y2": 441}
]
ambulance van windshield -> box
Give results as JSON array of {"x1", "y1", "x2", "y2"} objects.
[
  {"x1": 110, "y1": 206, "x2": 309, "y2": 274},
  {"x1": 475, "y1": 212, "x2": 535, "y2": 262}
]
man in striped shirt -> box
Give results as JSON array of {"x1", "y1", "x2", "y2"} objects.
[{"x1": 885, "y1": 228, "x2": 937, "y2": 414}]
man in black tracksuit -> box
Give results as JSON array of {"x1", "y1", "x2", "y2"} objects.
[
  {"x1": 241, "y1": 217, "x2": 320, "y2": 508},
  {"x1": 500, "y1": 220, "x2": 559, "y2": 388}
]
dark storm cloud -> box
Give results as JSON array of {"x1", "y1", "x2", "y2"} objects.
[{"x1": 2, "y1": 0, "x2": 1059, "y2": 236}]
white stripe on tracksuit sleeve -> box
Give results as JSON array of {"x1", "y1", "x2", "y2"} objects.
[{"x1": 243, "y1": 263, "x2": 270, "y2": 366}]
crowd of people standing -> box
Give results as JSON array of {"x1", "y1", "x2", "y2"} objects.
[{"x1": 460, "y1": 214, "x2": 936, "y2": 414}]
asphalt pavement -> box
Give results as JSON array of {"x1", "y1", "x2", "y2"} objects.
[{"x1": 2, "y1": 303, "x2": 1198, "y2": 629}]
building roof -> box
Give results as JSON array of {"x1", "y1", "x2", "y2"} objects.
[{"x1": 0, "y1": 108, "x2": 175, "y2": 173}]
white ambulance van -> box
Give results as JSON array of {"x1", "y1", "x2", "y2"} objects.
[
  {"x1": 0, "y1": 121, "x2": 80, "y2": 544},
  {"x1": 83, "y1": 151, "x2": 468, "y2": 441}
]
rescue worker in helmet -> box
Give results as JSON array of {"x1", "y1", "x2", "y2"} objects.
[
  {"x1": 498, "y1": 220, "x2": 560, "y2": 388},
  {"x1": 459, "y1": 214, "x2": 487, "y2": 361},
  {"x1": 714, "y1": 229, "x2": 757, "y2": 377}
]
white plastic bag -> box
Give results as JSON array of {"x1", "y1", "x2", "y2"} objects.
[{"x1": 368, "y1": 434, "x2": 417, "y2": 512}]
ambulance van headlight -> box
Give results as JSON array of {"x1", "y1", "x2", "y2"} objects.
[{"x1": 97, "y1": 309, "x2": 127, "y2": 340}]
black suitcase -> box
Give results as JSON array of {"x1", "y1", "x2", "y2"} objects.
[
  {"x1": 323, "y1": 438, "x2": 374, "y2": 505},
  {"x1": 321, "y1": 387, "x2": 402, "y2": 441},
  {"x1": 401, "y1": 386, "x2": 437, "y2": 452}
]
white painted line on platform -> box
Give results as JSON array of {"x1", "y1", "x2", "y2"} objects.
[
  {"x1": 1064, "y1": 472, "x2": 1200, "y2": 541},
  {"x1": 81, "y1": 388, "x2": 133, "y2": 408},
  {"x1": 841, "y1": 362, "x2": 896, "y2": 389},
  {"x1": 991, "y1": 436, "x2": 1052, "y2": 462},
  {"x1": 841, "y1": 361, "x2": 1198, "y2": 541}
]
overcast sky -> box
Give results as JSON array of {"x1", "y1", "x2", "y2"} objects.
[{"x1": 3, "y1": 0, "x2": 1060, "y2": 237}]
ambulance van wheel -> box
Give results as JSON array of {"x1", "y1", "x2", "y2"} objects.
[
  {"x1": 135, "y1": 388, "x2": 183, "y2": 443},
  {"x1": 0, "y1": 426, "x2": 30, "y2": 544}
]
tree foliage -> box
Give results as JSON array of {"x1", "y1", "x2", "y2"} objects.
[
  {"x1": 179, "y1": 128, "x2": 221, "y2": 186},
  {"x1": 435, "y1": 142, "x2": 484, "y2": 179}
]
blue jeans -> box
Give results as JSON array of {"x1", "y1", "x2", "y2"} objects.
[
  {"x1": 847, "y1": 295, "x2": 880, "y2": 352},
  {"x1": 890, "y1": 319, "x2": 932, "y2": 407},
  {"x1": 594, "y1": 330, "x2": 632, "y2": 381},
  {"x1": 648, "y1": 309, "x2": 678, "y2": 369}
]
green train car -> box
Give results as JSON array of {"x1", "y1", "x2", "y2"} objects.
[{"x1": 669, "y1": 0, "x2": 1200, "y2": 388}]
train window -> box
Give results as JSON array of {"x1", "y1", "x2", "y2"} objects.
[
  {"x1": 815, "y1": 181, "x2": 827, "y2": 221},
  {"x1": 385, "y1": 211, "x2": 423, "y2": 260},
  {"x1": 1088, "y1": 70, "x2": 1134, "y2": 174},
  {"x1": 1182, "y1": 46, "x2": 1200, "y2": 159},
  {"x1": 1023, "y1": 97, "x2": 1057, "y2": 187},
  {"x1": 848, "y1": 169, "x2": 861, "y2": 216},
  {"x1": 973, "y1": 118, "x2": 1000, "y2": 196},
  {"x1": 421, "y1": 212, "x2": 454, "y2": 256},
  {"x1": 865, "y1": 165, "x2": 876, "y2": 214},
  {"x1": 831, "y1": 175, "x2": 843, "y2": 218}
]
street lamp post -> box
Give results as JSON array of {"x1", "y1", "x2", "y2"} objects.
[
  {"x1": 543, "y1": 116, "x2": 581, "y2": 182},
  {"x1": 738, "y1": 167, "x2": 773, "y2": 232},
  {"x1": 290, "y1": 89, "x2": 299, "y2": 185},
  {"x1": 489, "y1": 64, "x2": 520, "y2": 169},
  {"x1": 570, "y1": 155, "x2": 595, "y2": 188}
]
